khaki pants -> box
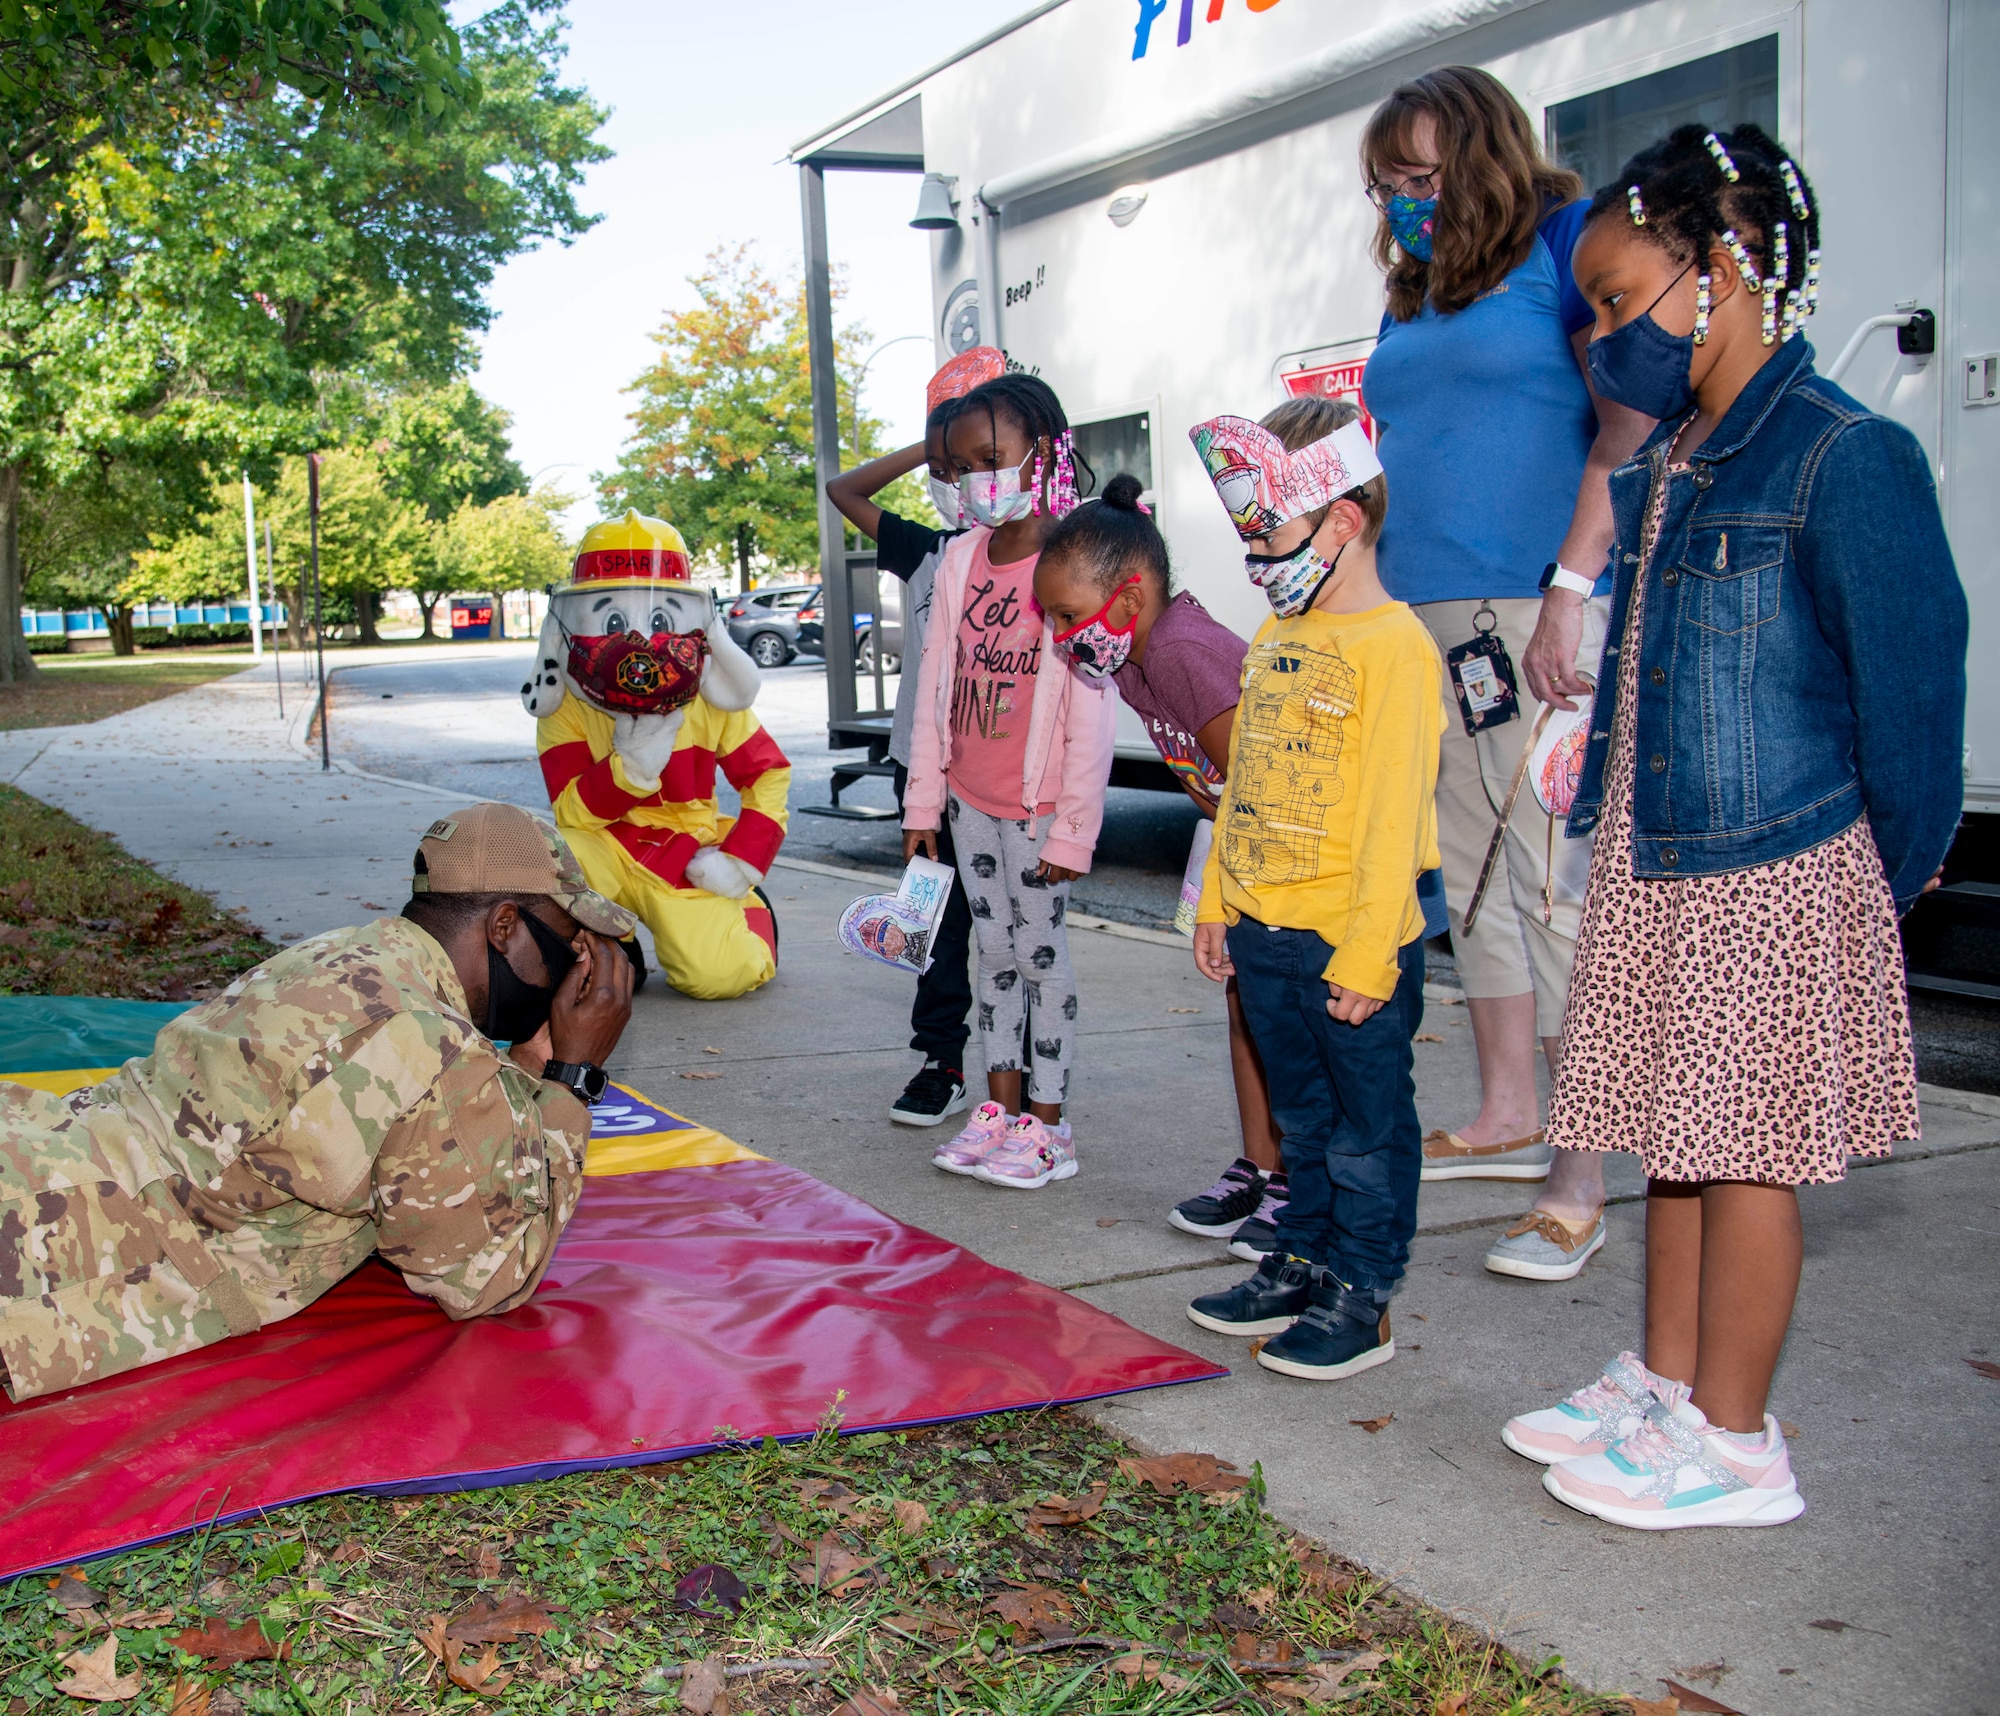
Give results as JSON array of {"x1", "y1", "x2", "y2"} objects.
[{"x1": 1417, "y1": 596, "x2": 1607, "y2": 1038}]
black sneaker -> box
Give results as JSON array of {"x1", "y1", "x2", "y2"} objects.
[
  {"x1": 889, "y1": 1059, "x2": 969, "y2": 1128},
  {"x1": 1226, "y1": 1175, "x2": 1289, "y2": 1262},
  {"x1": 1168, "y1": 1157, "x2": 1267, "y2": 1238},
  {"x1": 1185, "y1": 1255, "x2": 1316, "y2": 1337},
  {"x1": 1256, "y1": 1281, "x2": 1395, "y2": 1381}
]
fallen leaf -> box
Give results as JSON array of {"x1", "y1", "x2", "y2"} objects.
[
  {"x1": 1350, "y1": 1414, "x2": 1394, "y2": 1434},
  {"x1": 1434, "y1": 1694, "x2": 1471, "y2": 1716},
  {"x1": 831, "y1": 1692, "x2": 901, "y2": 1716},
  {"x1": 166, "y1": 1674, "x2": 211, "y2": 1716},
  {"x1": 890, "y1": 1499, "x2": 930, "y2": 1537},
  {"x1": 108, "y1": 1607, "x2": 175, "y2": 1629},
  {"x1": 1287, "y1": 1542, "x2": 1354, "y2": 1597},
  {"x1": 1269, "y1": 1650, "x2": 1385, "y2": 1704},
  {"x1": 1244, "y1": 1585, "x2": 1277, "y2": 1613},
  {"x1": 1414, "y1": 1033, "x2": 1444, "y2": 1043},
  {"x1": 1779, "y1": 1421, "x2": 1801, "y2": 1439},
  {"x1": 1660, "y1": 1681, "x2": 1745, "y2": 1714},
  {"x1": 793, "y1": 1533, "x2": 881, "y2": 1595},
  {"x1": 331, "y1": 1541, "x2": 366, "y2": 1565},
  {"x1": 1213, "y1": 1600, "x2": 1264, "y2": 1632},
  {"x1": 985, "y1": 1584, "x2": 1073, "y2": 1641},
  {"x1": 1673, "y1": 1662, "x2": 1729, "y2": 1687},
  {"x1": 1968, "y1": 1359, "x2": 2000, "y2": 1381},
  {"x1": 447, "y1": 1593, "x2": 558, "y2": 1643},
  {"x1": 678, "y1": 1070, "x2": 723, "y2": 1080},
  {"x1": 206, "y1": 1691, "x2": 246, "y2": 1716},
  {"x1": 1095, "y1": 1217, "x2": 1120, "y2": 1228},
  {"x1": 1167, "y1": 1006, "x2": 1199, "y2": 1014},
  {"x1": 172, "y1": 1617, "x2": 284, "y2": 1662},
  {"x1": 448, "y1": 1640, "x2": 514, "y2": 1697},
  {"x1": 922, "y1": 1556, "x2": 958, "y2": 1579},
  {"x1": 1807, "y1": 1618, "x2": 1851, "y2": 1633},
  {"x1": 1623, "y1": 1699, "x2": 1678, "y2": 1716},
  {"x1": 675, "y1": 1563, "x2": 749, "y2": 1616},
  {"x1": 54, "y1": 1637, "x2": 141, "y2": 1702},
  {"x1": 1116, "y1": 1452, "x2": 1249, "y2": 1495},
  {"x1": 0, "y1": 925, "x2": 34, "y2": 947},
  {"x1": 415, "y1": 1614, "x2": 450, "y2": 1660},
  {"x1": 471, "y1": 1544, "x2": 503, "y2": 1581},
  {"x1": 679, "y1": 1655, "x2": 730, "y2": 1715},
  {"x1": 702, "y1": 1045, "x2": 724, "y2": 1055},
  {"x1": 1024, "y1": 1482, "x2": 1107, "y2": 1530},
  {"x1": 48, "y1": 1568, "x2": 104, "y2": 1610},
  {"x1": 1109, "y1": 1652, "x2": 1190, "y2": 1693}
]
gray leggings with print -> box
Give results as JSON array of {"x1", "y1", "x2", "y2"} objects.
[{"x1": 948, "y1": 793, "x2": 1077, "y2": 1108}]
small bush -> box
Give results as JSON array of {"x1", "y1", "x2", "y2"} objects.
[
  {"x1": 24, "y1": 634, "x2": 70, "y2": 655},
  {"x1": 132, "y1": 626, "x2": 175, "y2": 649}
]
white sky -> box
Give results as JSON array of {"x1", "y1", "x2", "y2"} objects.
[{"x1": 468, "y1": 0, "x2": 1016, "y2": 527}]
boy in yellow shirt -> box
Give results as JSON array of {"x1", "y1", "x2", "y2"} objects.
[{"x1": 1183, "y1": 400, "x2": 1441, "y2": 1382}]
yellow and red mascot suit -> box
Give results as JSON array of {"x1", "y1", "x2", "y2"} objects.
[{"x1": 522, "y1": 510, "x2": 789, "y2": 1000}]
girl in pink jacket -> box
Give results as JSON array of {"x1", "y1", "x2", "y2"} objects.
[{"x1": 902, "y1": 374, "x2": 1117, "y2": 1189}]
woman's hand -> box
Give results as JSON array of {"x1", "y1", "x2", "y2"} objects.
[
  {"x1": 1326, "y1": 984, "x2": 1385, "y2": 1026},
  {"x1": 1523, "y1": 589, "x2": 1592, "y2": 710},
  {"x1": 1192, "y1": 922, "x2": 1234, "y2": 983},
  {"x1": 903, "y1": 827, "x2": 938, "y2": 863},
  {"x1": 1036, "y1": 858, "x2": 1080, "y2": 884}
]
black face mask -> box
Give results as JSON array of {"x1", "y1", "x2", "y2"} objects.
[{"x1": 484, "y1": 909, "x2": 577, "y2": 1044}]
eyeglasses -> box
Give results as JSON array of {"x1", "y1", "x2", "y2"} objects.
[{"x1": 1365, "y1": 168, "x2": 1439, "y2": 209}]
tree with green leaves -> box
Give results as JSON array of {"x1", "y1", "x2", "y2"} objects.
[
  {"x1": 600, "y1": 246, "x2": 890, "y2": 593},
  {"x1": 0, "y1": 0, "x2": 606, "y2": 679},
  {"x1": 427, "y1": 488, "x2": 569, "y2": 635}
]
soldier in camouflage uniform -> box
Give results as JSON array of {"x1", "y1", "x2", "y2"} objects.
[{"x1": 0, "y1": 803, "x2": 637, "y2": 1404}]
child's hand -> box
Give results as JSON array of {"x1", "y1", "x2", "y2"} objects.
[
  {"x1": 1036, "y1": 859, "x2": 1080, "y2": 884},
  {"x1": 1326, "y1": 984, "x2": 1385, "y2": 1026},
  {"x1": 904, "y1": 827, "x2": 938, "y2": 863},
  {"x1": 1923, "y1": 867, "x2": 1944, "y2": 894},
  {"x1": 1192, "y1": 922, "x2": 1234, "y2": 982}
]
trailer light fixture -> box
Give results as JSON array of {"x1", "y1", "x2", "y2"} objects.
[
  {"x1": 1107, "y1": 185, "x2": 1149, "y2": 227},
  {"x1": 910, "y1": 174, "x2": 960, "y2": 231}
]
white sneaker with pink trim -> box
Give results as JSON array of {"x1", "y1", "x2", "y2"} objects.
[
  {"x1": 1544, "y1": 1398, "x2": 1805, "y2": 1529},
  {"x1": 931, "y1": 1102, "x2": 1013, "y2": 1176},
  {"x1": 973, "y1": 1114, "x2": 1077, "y2": 1189},
  {"x1": 1502, "y1": 1352, "x2": 1687, "y2": 1465}
]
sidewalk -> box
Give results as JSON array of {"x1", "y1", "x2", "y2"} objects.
[{"x1": 4, "y1": 666, "x2": 1995, "y2": 1714}]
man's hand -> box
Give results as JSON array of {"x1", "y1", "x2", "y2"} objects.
[
  {"x1": 1522, "y1": 589, "x2": 1591, "y2": 711},
  {"x1": 1192, "y1": 922, "x2": 1234, "y2": 983},
  {"x1": 548, "y1": 930, "x2": 634, "y2": 1068},
  {"x1": 904, "y1": 826, "x2": 938, "y2": 863},
  {"x1": 611, "y1": 708, "x2": 685, "y2": 791},
  {"x1": 508, "y1": 1023, "x2": 553, "y2": 1080},
  {"x1": 1326, "y1": 984, "x2": 1385, "y2": 1026}
]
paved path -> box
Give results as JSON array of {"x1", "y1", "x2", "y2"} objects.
[{"x1": 3, "y1": 665, "x2": 1995, "y2": 1714}]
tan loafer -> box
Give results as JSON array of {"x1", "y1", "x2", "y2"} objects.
[{"x1": 1420, "y1": 1127, "x2": 1552, "y2": 1182}]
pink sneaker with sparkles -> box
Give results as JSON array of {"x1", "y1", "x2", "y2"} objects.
[
  {"x1": 932, "y1": 1102, "x2": 1012, "y2": 1176},
  {"x1": 974, "y1": 1113, "x2": 1077, "y2": 1189},
  {"x1": 1544, "y1": 1398, "x2": 1805, "y2": 1530}
]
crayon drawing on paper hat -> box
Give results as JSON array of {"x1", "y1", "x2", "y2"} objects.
[{"x1": 1189, "y1": 415, "x2": 1383, "y2": 541}]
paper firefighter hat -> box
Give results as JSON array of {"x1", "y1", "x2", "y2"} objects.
[
  {"x1": 1188, "y1": 415, "x2": 1384, "y2": 542},
  {"x1": 927, "y1": 346, "x2": 1006, "y2": 415},
  {"x1": 564, "y1": 508, "x2": 692, "y2": 589}
]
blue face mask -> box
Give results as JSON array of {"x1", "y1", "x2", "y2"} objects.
[
  {"x1": 1384, "y1": 192, "x2": 1436, "y2": 262},
  {"x1": 1584, "y1": 267, "x2": 1696, "y2": 421}
]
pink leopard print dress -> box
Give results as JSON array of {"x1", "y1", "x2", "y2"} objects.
[{"x1": 1546, "y1": 462, "x2": 1919, "y2": 1185}]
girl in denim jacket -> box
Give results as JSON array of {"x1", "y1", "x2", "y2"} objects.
[{"x1": 1498, "y1": 126, "x2": 1967, "y2": 1530}]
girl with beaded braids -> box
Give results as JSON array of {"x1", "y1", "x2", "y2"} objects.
[{"x1": 1501, "y1": 125, "x2": 1967, "y2": 1532}]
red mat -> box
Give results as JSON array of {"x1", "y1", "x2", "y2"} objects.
[{"x1": 0, "y1": 1160, "x2": 1224, "y2": 1578}]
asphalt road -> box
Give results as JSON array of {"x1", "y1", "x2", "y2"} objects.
[{"x1": 325, "y1": 644, "x2": 1999, "y2": 1093}]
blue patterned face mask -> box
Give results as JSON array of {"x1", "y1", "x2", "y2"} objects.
[{"x1": 1385, "y1": 193, "x2": 1436, "y2": 262}]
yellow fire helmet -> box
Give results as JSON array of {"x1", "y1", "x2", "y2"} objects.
[{"x1": 562, "y1": 508, "x2": 692, "y2": 593}]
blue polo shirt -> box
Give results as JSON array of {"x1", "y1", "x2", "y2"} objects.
[{"x1": 1365, "y1": 200, "x2": 1602, "y2": 606}]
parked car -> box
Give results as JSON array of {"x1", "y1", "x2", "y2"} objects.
[
  {"x1": 797, "y1": 580, "x2": 903, "y2": 673},
  {"x1": 724, "y1": 584, "x2": 819, "y2": 667}
]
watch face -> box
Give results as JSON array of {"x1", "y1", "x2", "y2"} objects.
[{"x1": 580, "y1": 1065, "x2": 610, "y2": 1103}]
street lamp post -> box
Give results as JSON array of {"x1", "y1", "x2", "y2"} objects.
[{"x1": 851, "y1": 335, "x2": 929, "y2": 457}]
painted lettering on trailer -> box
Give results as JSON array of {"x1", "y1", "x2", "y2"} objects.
[
  {"x1": 1280, "y1": 358, "x2": 1374, "y2": 439},
  {"x1": 1005, "y1": 264, "x2": 1048, "y2": 309},
  {"x1": 1134, "y1": 0, "x2": 1283, "y2": 60}
]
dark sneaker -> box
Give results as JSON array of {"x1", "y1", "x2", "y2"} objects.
[
  {"x1": 1256, "y1": 1282, "x2": 1395, "y2": 1381},
  {"x1": 1227, "y1": 1176, "x2": 1289, "y2": 1262},
  {"x1": 1185, "y1": 1256, "x2": 1315, "y2": 1337},
  {"x1": 1168, "y1": 1157, "x2": 1267, "y2": 1237},
  {"x1": 890, "y1": 1059, "x2": 970, "y2": 1128}
]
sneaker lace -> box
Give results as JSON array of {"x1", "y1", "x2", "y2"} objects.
[
  {"x1": 1194, "y1": 1165, "x2": 1258, "y2": 1203},
  {"x1": 1567, "y1": 1353, "x2": 1651, "y2": 1419},
  {"x1": 1616, "y1": 1403, "x2": 1746, "y2": 1498},
  {"x1": 1247, "y1": 1184, "x2": 1289, "y2": 1223}
]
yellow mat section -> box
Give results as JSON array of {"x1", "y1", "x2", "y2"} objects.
[{"x1": 0, "y1": 1071, "x2": 759, "y2": 1174}]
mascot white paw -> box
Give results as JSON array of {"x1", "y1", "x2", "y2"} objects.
[{"x1": 683, "y1": 846, "x2": 762, "y2": 900}]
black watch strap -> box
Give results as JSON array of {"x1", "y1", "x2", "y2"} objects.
[{"x1": 542, "y1": 1060, "x2": 607, "y2": 1103}]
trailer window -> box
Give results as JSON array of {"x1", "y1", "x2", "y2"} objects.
[
  {"x1": 1548, "y1": 37, "x2": 1779, "y2": 196},
  {"x1": 1071, "y1": 411, "x2": 1153, "y2": 500}
]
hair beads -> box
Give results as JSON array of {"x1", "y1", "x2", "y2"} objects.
[
  {"x1": 1704, "y1": 132, "x2": 1740, "y2": 182},
  {"x1": 1628, "y1": 185, "x2": 1646, "y2": 227},
  {"x1": 1694, "y1": 272, "x2": 1712, "y2": 345},
  {"x1": 1048, "y1": 430, "x2": 1080, "y2": 517},
  {"x1": 1779, "y1": 159, "x2": 1811, "y2": 221},
  {"x1": 1721, "y1": 227, "x2": 1762, "y2": 289}
]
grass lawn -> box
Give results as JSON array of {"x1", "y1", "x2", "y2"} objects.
[
  {"x1": 0, "y1": 657, "x2": 252, "y2": 732},
  {"x1": 0, "y1": 784, "x2": 274, "y2": 999},
  {"x1": 0, "y1": 1407, "x2": 1626, "y2": 1716}
]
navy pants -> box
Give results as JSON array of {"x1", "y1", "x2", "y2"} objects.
[
  {"x1": 893, "y1": 761, "x2": 974, "y2": 1066},
  {"x1": 1226, "y1": 920, "x2": 1425, "y2": 1294}
]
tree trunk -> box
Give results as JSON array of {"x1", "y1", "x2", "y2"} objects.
[
  {"x1": 0, "y1": 462, "x2": 39, "y2": 683},
  {"x1": 418, "y1": 591, "x2": 440, "y2": 638},
  {"x1": 736, "y1": 522, "x2": 750, "y2": 595},
  {"x1": 356, "y1": 590, "x2": 381, "y2": 645},
  {"x1": 290, "y1": 574, "x2": 309, "y2": 650},
  {"x1": 107, "y1": 605, "x2": 135, "y2": 656}
]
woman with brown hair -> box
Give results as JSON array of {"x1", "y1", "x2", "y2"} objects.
[{"x1": 1359, "y1": 66, "x2": 1652, "y2": 1282}]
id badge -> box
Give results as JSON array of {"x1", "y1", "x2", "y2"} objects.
[{"x1": 1445, "y1": 606, "x2": 1520, "y2": 736}]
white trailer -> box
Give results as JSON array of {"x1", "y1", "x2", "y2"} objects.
[{"x1": 791, "y1": 0, "x2": 1997, "y2": 986}]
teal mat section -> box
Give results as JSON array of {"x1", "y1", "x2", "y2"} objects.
[{"x1": 0, "y1": 995, "x2": 191, "y2": 1074}]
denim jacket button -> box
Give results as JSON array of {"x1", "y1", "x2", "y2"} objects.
[
  {"x1": 1650, "y1": 667, "x2": 1666, "y2": 685},
  {"x1": 1692, "y1": 467, "x2": 1713, "y2": 490},
  {"x1": 1662, "y1": 568, "x2": 1680, "y2": 586},
  {"x1": 1660, "y1": 847, "x2": 1679, "y2": 866},
  {"x1": 1624, "y1": 553, "x2": 1640, "y2": 564},
  {"x1": 1592, "y1": 730, "x2": 1609, "y2": 741},
  {"x1": 1649, "y1": 753, "x2": 1666, "y2": 773}
]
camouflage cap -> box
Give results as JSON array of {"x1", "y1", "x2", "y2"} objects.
[{"x1": 412, "y1": 803, "x2": 636, "y2": 939}]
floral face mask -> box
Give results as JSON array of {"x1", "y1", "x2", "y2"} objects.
[
  {"x1": 1052, "y1": 574, "x2": 1140, "y2": 679},
  {"x1": 957, "y1": 451, "x2": 1038, "y2": 528},
  {"x1": 563, "y1": 625, "x2": 708, "y2": 716}
]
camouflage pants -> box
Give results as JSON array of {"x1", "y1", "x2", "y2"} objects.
[{"x1": 0, "y1": 1082, "x2": 262, "y2": 1404}]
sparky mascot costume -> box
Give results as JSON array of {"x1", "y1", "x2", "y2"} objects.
[{"x1": 523, "y1": 510, "x2": 789, "y2": 1000}]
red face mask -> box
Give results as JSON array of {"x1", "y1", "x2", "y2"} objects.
[{"x1": 565, "y1": 628, "x2": 708, "y2": 716}]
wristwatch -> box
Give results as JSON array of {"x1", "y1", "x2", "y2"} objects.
[
  {"x1": 541, "y1": 1059, "x2": 609, "y2": 1104},
  {"x1": 1539, "y1": 561, "x2": 1597, "y2": 597}
]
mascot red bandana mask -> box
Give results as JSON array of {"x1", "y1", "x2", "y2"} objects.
[{"x1": 564, "y1": 628, "x2": 709, "y2": 716}]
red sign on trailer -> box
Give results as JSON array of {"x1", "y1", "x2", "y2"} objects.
[{"x1": 1274, "y1": 337, "x2": 1378, "y2": 440}]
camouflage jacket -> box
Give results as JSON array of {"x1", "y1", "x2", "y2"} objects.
[{"x1": 0, "y1": 918, "x2": 589, "y2": 1403}]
